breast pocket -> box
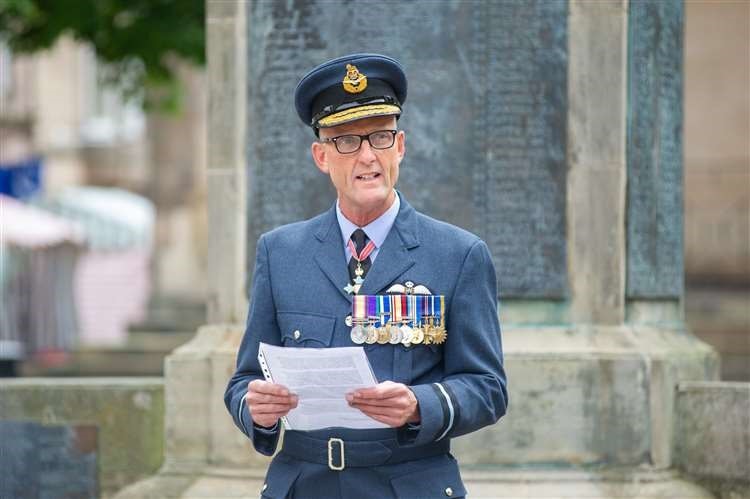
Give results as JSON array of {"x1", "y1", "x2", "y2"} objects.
[
  {"x1": 409, "y1": 343, "x2": 443, "y2": 381},
  {"x1": 277, "y1": 312, "x2": 336, "y2": 347}
]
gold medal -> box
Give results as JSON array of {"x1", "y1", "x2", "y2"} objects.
[
  {"x1": 411, "y1": 326, "x2": 424, "y2": 345},
  {"x1": 377, "y1": 325, "x2": 390, "y2": 344},
  {"x1": 432, "y1": 326, "x2": 447, "y2": 345},
  {"x1": 423, "y1": 318, "x2": 434, "y2": 345}
]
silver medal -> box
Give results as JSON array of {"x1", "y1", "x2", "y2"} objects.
[
  {"x1": 400, "y1": 324, "x2": 413, "y2": 346},
  {"x1": 350, "y1": 325, "x2": 367, "y2": 344},
  {"x1": 389, "y1": 326, "x2": 403, "y2": 344}
]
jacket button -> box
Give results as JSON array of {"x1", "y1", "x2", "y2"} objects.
[
  {"x1": 345, "y1": 315, "x2": 353, "y2": 327},
  {"x1": 445, "y1": 487, "x2": 453, "y2": 496},
  {"x1": 293, "y1": 330, "x2": 301, "y2": 340}
]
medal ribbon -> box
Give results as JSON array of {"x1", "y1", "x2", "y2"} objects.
[
  {"x1": 381, "y1": 295, "x2": 390, "y2": 327},
  {"x1": 375, "y1": 295, "x2": 381, "y2": 325},
  {"x1": 353, "y1": 294, "x2": 366, "y2": 321},
  {"x1": 367, "y1": 295, "x2": 377, "y2": 322},
  {"x1": 434, "y1": 295, "x2": 441, "y2": 326},
  {"x1": 378, "y1": 295, "x2": 386, "y2": 327},
  {"x1": 347, "y1": 238, "x2": 376, "y2": 264},
  {"x1": 413, "y1": 295, "x2": 422, "y2": 327},
  {"x1": 401, "y1": 295, "x2": 412, "y2": 324},
  {"x1": 440, "y1": 296, "x2": 445, "y2": 327},
  {"x1": 391, "y1": 295, "x2": 401, "y2": 323}
]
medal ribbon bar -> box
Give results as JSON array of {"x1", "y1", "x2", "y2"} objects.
[{"x1": 349, "y1": 294, "x2": 448, "y2": 346}]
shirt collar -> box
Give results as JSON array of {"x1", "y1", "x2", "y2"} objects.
[{"x1": 336, "y1": 191, "x2": 400, "y2": 249}]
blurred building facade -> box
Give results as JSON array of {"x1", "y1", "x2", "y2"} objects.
[{"x1": 0, "y1": 35, "x2": 208, "y2": 324}]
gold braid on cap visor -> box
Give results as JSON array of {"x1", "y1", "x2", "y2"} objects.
[{"x1": 317, "y1": 104, "x2": 401, "y2": 127}]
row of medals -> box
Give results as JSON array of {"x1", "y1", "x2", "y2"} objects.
[{"x1": 350, "y1": 316, "x2": 447, "y2": 346}]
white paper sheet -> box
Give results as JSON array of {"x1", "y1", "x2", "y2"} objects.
[{"x1": 258, "y1": 343, "x2": 388, "y2": 431}]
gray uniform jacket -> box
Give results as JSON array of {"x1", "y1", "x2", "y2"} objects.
[{"x1": 225, "y1": 194, "x2": 508, "y2": 499}]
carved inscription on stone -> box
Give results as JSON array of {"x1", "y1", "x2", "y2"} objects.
[
  {"x1": 473, "y1": 1, "x2": 568, "y2": 298},
  {"x1": 246, "y1": 0, "x2": 568, "y2": 298},
  {"x1": 627, "y1": 0, "x2": 684, "y2": 298},
  {"x1": 0, "y1": 422, "x2": 98, "y2": 498}
]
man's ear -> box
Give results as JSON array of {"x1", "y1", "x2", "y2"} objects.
[
  {"x1": 396, "y1": 130, "x2": 406, "y2": 161},
  {"x1": 311, "y1": 140, "x2": 330, "y2": 174}
]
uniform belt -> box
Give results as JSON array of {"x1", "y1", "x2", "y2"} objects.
[{"x1": 281, "y1": 430, "x2": 450, "y2": 471}]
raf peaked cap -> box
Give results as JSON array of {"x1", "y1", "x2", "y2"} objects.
[{"x1": 294, "y1": 53, "x2": 407, "y2": 129}]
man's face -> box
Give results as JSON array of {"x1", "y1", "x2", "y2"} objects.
[{"x1": 311, "y1": 115, "x2": 405, "y2": 220}]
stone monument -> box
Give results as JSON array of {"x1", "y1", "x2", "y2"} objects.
[
  {"x1": 1, "y1": 421, "x2": 99, "y2": 498},
  {"x1": 116, "y1": 0, "x2": 718, "y2": 497}
]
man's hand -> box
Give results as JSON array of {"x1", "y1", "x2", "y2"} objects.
[
  {"x1": 347, "y1": 381, "x2": 420, "y2": 427},
  {"x1": 246, "y1": 380, "x2": 298, "y2": 429}
]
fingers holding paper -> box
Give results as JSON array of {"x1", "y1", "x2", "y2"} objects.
[
  {"x1": 247, "y1": 379, "x2": 298, "y2": 428},
  {"x1": 347, "y1": 381, "x2": 420, "y2": 427}
]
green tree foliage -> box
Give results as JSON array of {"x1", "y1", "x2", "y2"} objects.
[{"x1": 0, "y1": 0, "x2": 205, "y2": 110}]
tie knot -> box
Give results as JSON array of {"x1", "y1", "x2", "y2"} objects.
[{"x1": 351, "y1": 228, "x2": 369, "y2": 252}]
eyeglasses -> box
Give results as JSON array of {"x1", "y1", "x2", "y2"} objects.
[{"x1": 320, "y1": 130, "x2": 398, "y2": 154}]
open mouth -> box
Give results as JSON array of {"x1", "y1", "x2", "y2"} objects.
[{"x1": 355, "y1": 173, "x2": 381, "y2": 181}]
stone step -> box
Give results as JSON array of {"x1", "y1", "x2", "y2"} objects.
[
  {"x1": 125, "y1": 330, "x2": 195, "y2": 351},
  {"x1": 19, "y1": 331, "x2": 194, "y2": 377},
  {"x1": 21, "y1": 348, "x2": 168, "y2": 377},
  {"x1": 113, "y1": 467, "x2": 716, "y2": 499},
  {"x1": 128, "y1": 296, "x2": 206, "y2": 334}
]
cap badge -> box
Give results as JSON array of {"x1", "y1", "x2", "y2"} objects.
[{"x1": 342, "y1": 64, "x2": 368, "y2": 94}]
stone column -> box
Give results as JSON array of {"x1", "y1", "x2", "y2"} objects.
[
  {"x1": 113, "y1": 4, "x2": 261, "y2": 496},
  {"x1": 161, "y1": 0, "x2": 264, "y2": 476},
  {"x1": 205, "y1": 3, "x2": 247, "y2": 325},
  {"x1": 567, "y1": 0, "x2": 627, "y2": 326}
]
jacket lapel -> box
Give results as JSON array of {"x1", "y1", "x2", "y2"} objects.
[
  {"x1": 359, "y1": 195, "x2": 420, "y2": 295},
  {"x1": 313, "y1": 206, "x2": 353, "y2": 303}
]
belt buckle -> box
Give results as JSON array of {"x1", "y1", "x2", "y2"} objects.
[{"x1": 327, "y1": 437, "x2": 345, "y2": 471}]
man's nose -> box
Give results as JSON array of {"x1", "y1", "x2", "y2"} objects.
[{"x1": 357, "y1": 138, "x2": 377, "y2": 162}]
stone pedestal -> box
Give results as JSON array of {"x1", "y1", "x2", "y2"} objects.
[
  {"x1": 454, "y1": 326, "x2": 717, "y2": 469},
  {"x1": 0, "y1": 378, "x2": 164, "y2": 499},
  {"x1": 113, "y1": 326, "x2": 271, "y2": 499},
  {"x1": 115, "y1": 325, "x2": 717, "y2": 499}
]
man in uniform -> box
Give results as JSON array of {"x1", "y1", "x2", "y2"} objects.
[{"x1": 225, "y1": 53, "x2": 507, "y2": 498}]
